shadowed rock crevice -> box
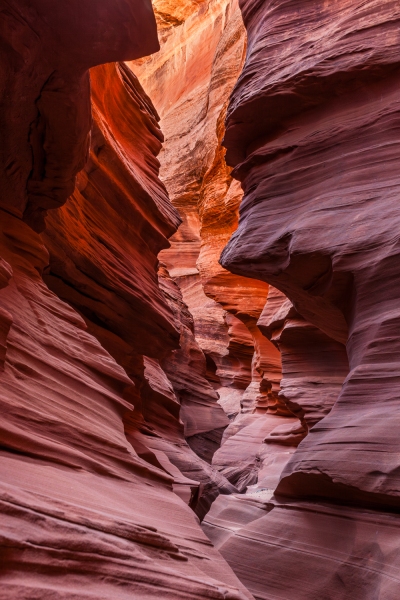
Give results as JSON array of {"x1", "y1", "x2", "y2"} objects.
[
  {"x1": 2, "y1": 1, "x2": 400, "y2": 599},
  {"x1": 0, "y1": 2, "x2": 252, "y2": 598},
  {"x1": 206, "y1": 1, "x2": 400, "y2": 598}
]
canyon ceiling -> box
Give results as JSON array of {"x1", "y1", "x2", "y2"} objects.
[{"x1": 1, "y1": 1, "x2": 400, "y2": 599}]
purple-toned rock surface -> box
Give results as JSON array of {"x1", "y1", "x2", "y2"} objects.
[
  {"x1": 0, "y1": 2, "x2": 253, "y2": 598},
  {"x1": 4, "y1": 0, "x2": 400, "y2": 598},
  {"x1": 213, "y1": 0, "x2": 400, "y2": 597}
]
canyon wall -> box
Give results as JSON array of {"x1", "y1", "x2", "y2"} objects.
[
  {"x1": 0, "y1": 2, "x2": 253, "y2": 598},
  {"x1": 3, "y1": 1, "x2": 400, "y2": 599},
  {"x1": 208, "y1": 0, "x2": 400, "y2": 598},
  {"x1": 130, "y1": 0, "x2": 299, "y2": 496},
  {"x1": 130, "y1": 0, "x2": 252, "y2": 412}
]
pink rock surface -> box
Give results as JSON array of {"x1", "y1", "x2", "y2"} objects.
[
  {"x1": 6, "y1": 0, "x2": 400, "y2": 598},
  {"x1": 212, "y1": 414, "x2": 299, "y2": 492},
  {"x1": 212, "y1": 0, "x2": 400, "y2": 597},
  {"x1": 214, "y1": 499, "x2": 400, "y2": 600},
  {"x1": 259, "y1": 286, "x2": 349, "y2": 431},
  {"x1": 222, "y1": 0, "x2": 400, "y2": 510},
  {"x1": 0, "y1": 2, "x2": 253, "y2": 597},
  {"x1": 42, "y1": 48, "x2": 235, "y2": 519},
  {"x1": 159, "y1": 266, "x2": 230, "y2": 463},
  {"x1": 130, "y1": 0, "x2": 256, "y2": 412}
]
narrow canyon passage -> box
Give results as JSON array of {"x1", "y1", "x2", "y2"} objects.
[{"x1": 1, "y1": 1, "x2": 400, "y2": 600}]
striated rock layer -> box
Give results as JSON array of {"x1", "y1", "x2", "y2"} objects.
[
  {"x1": 6, "y1": 0, "x2": 400, "y2": 598},
  {"x1": 0, "y1": 2, "x2": 253, "y2": 598},
  {"x1": 131, "y1": 0, "x2": 288, "y2": 429},
  {"x1": 42, "y1": 61, "x2": 234, "y2": 518},
  {"x1": 130, "y1": 0, "x2": 256, "y2": 450},
  {"x1": 213, "y1": 0, "x2": 400, "y2": 598},
  {"x1": 129, "y1": 10, "x2": 309, "y2": 596},
  {"x1": 128, "y1": 9, "x2": 310, "y2": 596}
]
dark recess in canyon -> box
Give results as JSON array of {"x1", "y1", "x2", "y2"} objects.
[{"x1": 1, "y1": 1, "x2": 400, "y2": 599}]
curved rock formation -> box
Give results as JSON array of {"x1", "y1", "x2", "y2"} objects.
[
  {"x1": 0, "y1": 2, "x2": 252, "y2": 598},
  {"x1": 197, "y1": 107, "x2": 286, "y2": 418},
  {"x1": 130, "y1": 0, "x2": 256, "y2": 456},
  {"x1": 222, "y1": 0, "x2": 400, "y2": 509},
  {"x1": 4, "y1": 0, "x2": 400, "y2": 598},
  {"x1": 44, "y1": 62, "x2": 180, "y2": 365},
  {"x1": 258, "y1": 286, "x2": 349, "y2": 433},
  {"x1": 213, "y1": 0, "x2": 400, "y2": 597},
  {"x1": 1, "y1": 0, "x2": 159, "y2": 231}
]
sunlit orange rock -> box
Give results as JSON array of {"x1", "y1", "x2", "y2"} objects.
[
  {"x1": 43, "y1": 61, "x2": 235, "y2": 519},
  {"x1": 131, "y1": 7, "x2": 304, "y2": 568},
  {"x1": 130, "y1": 0, "x2": 259, "y2": 455},
  {"x1": 197, "y1": 106, "x2": 287, "y2": 418}
]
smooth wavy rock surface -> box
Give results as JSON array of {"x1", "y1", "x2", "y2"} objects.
[
  {"x1": 0, "y1": 1, "x2": 253, "y2": 597},
  {"x1": 197, "y1": 97, "x2": 286, "y2": 418},
  {"x1": 258, "y1": 286, "x2": 349, "y2": 432},
  {"x1": 43, "y1": 59, "x2": 235, "y2": 518},
  {"x1": 0, "y1": 213, "x2": 251, "y2": 599},
  {"x1": 216, "y1": 0, "x2": 400, "y2": 597},
  {"x1": 130, "y1": 0, "x2": 255, "y2": 445},
  {"x1": 44, "y1": 62, "x2": 181, "y2": 365},
  {"x1": 222, "y1": 0, "x2": 400, "y2": 508},
  {"x1": 207, "y1": 497, "x2": 400, "y2": 600}
]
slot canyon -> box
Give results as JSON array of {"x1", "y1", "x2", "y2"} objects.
[{"x1": 1, "y1": 0, "x2": 400, "y2": 598}]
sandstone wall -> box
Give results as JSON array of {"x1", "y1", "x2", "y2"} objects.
[
  {"x1": 210, "y1": 1, "x2": 400, "y2": 598},
  {"x1": 130, "y1": 0, "x2": 294, "y2": 458},
  {"x1": 4, "y1": 1, "x2": 400, "y2": 598},
  {"x1": 0, "y1": 2, "x2": 253, "y2": 597},
  {"x1": 129, "y1": 0, "x2": 255, "y2": 454}
]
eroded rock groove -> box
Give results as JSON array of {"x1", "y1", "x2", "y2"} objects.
[{"x1": 1, "y1": 1, "x2": 400, "y2": 599}]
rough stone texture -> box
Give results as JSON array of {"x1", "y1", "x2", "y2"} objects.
[
  {"x1": 0, "y1": 2, "x2": 253, "y2": 598},
  {"x1": 212, "y1": 0, "x2": 400, "y2": 598}
]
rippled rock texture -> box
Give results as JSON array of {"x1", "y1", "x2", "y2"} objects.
[
  {"x1": 0, "y1": 2, "x2": 252, "y2": 598},
  {"x1": 130, "y1": 0, "x2": 290, "y2": 450},
  {"x1": 212, "y1": 0, "x2": 400, "y2": 598},
  {"x1": 128, "y1": 10, "x2": 311, "y2": 599},
  {"x1": 130, "y1": 0, "x2": 253, "y2": 456},
  {"x1": 4, "y1": 0, "x2": 400, "y2": 598}
]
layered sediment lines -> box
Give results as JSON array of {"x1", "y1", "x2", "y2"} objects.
[
  {"x1": 0, "y1": 2, "x2": 252, "y2": 598},
  {"x1": 130, "y1": 10, "x2": 311, "y2": 594},
  {"x1": 130, "y1": 9, "x2": 311, "y2": 590},
  {"x1": 131, "y1": 0, "x2": 290, "y2": 435},
  {"x1": 4, "y1": 0, "x2": 400, "y2": 598},
  {"x1": 213, "y1": 0, "x2": 400, "y2": 597},
  {"x1": 130, "y1": 0, "x2": 255, "y2": 449}
]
